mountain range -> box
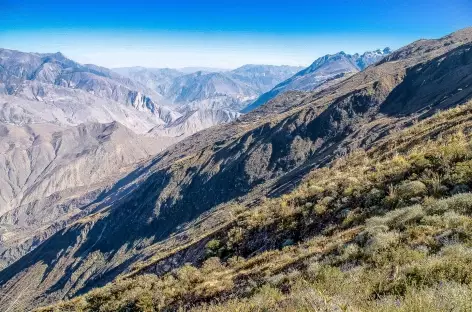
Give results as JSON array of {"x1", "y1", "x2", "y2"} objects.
[
  {"x1": 115, "y1": 64, "x2": 303, "y2": 111},
  {"x1": 0, "y1": 27, "x2": 471, "y2": 311},
  {"x1": 242, "y1": 48, "x2": 392, "y2": 112},
  {"x1": 0, "y1": 51, "x2": 303, "y2": 273}
]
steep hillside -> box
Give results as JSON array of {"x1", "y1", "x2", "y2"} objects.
[
  {"x1": 1, "y1": 28, "x2": 471, "y2": 311},
  {"x1": 40, "y1": 99, "x2": 472, "y2": 311},
  {"x1": 242, "y1": 48, "x2": 391, "y2": 113},
  {"x1": 0, "y1": 90, "x2": 178, "y2": 134},
  {"x1": 0, "y1": 121, "x2": 176, "y2": 270}
]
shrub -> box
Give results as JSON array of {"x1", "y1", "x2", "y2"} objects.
[
  {"x1": 366, "y1": 205, "x2": 425, "y2": 230},
  {"x1": 205, "y1": 239, "x2": 221, "y2": 257},
  {"x1": 396, "y1": 180, "x2": 427, "y2": 200},
  {"x1": 425, "y1": 193, "x2": 472, "y2": 215},
  {"x1": 201, "y1": 257, "x2": 224, "y2": 274},
  {"x1": 308, "y1": 185, "x2": 325, "y2": 196},
  {"x1": 363, "y1": 231, "x2": 400, "y2": 256},
  {"x1": 338, "y1": 243, "x2": 361, "y2": 262},
  {"x1": 452, "y1": 160, "x2": 472, "y2": 184},
  {"x1": 314, "y1": 204, "x2": 327, "y2": 215},
  {"x1": 364, "y1": 188, "x2": 385, "y2": 207}
]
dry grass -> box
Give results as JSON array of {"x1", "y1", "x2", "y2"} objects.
[{"x1": 38, "y1": 101, "x2": 472, "y2": 312}]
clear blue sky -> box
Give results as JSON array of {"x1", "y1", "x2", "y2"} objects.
[{"x1": 1, "y1": 0, "x2": 471, "y2": 68}]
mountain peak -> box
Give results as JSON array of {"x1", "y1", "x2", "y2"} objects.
[{"x1": 243, "y1": 47, "x2": 393, "y2": 112}]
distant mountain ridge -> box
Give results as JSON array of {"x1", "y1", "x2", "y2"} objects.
[
  {"x1": 242, "y1": 47, "x2": 391, "y2": 113},
  {"x1": 0, "y1": 49, "x2": 164, "y2": 108},
  {"x1": 114, "y1": 64, "x2": 303, "y2": 111},
  {"x1": 0, "y1": 48, "x2": 244, "y2": 138}
]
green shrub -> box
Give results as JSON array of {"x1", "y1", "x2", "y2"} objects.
[
  {"x1": 205, "y1": 239, "x2": 221, "y2": 257},
  {"x1": 452, "y1": 160, "x2": 472, "y2": 184},
  {"x1": 363, "y1": 231, "x2": 400, "y2": 256},
  {"x1": 364, "y1": 188, "x2": 385, "y2": 207},
  {"x1": 314, "y1": 204, "x2": 327, "y2": 215},
  {"x1": 396, "y1": 180, "x2": 427, "y2": 200},
  {"x1": 366, "y1": 205, "x2": 425, "y2": 230},
  {"x1": 425, "y1": 193, "x2": 472, "y2": 215}
]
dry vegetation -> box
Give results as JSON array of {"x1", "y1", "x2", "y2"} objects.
[{"x1": 38, "y1": 101, "x2": 472, "y2": 312}]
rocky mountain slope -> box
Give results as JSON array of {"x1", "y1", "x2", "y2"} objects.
[
  {"x1": 0, "y1": 121, "x2": 176, "y2": 270},
  {"x1": 147, "y1": 109, "x2": 241, "y2": 138},
  {"x1": 0, "y1": 51, "x2": 241, "y2": 272},
  {"x1": 1, "y1": 28, "x2": 472, "y2": 311},
  {"x1": 242, "y1": 48, "x2": 391, "y2": 113},
  {"x1": 0, "y1": 49, "x2": 167, "y2": 111},
  {"x1": 41, "y1": 98, "x2": 472, "y2": 311}
]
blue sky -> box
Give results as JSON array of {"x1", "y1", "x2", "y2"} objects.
[{"x1": 1, "y1": 0, "x2": 471, "y2": 68}]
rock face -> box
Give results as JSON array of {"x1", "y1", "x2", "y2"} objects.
[
  {"x1": 1, "y1": 28, "x2": 471, "y2": 312},
  {"x1": 242, "y1": 48, "x2": 392, "y2": 113}
]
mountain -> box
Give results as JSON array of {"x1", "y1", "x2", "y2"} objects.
[
  {"x1": 1, "y1": 28, "x2": 471, "y2": 311},
  {"x1": 228, "y1": 64, "x2": 305, "y2": 94},
  {"x1": 0, "y1": 49, "x2": 242, "y2": 138},
  {"x1": 147, "y1": 108, "x2": 241, "y2": 138},
  {"x1": 242, "y1": 48, "x2": 391, "y2": 113},
  {"x1": 0, "y1": 121, "x2": 176, "y2": 270},
  {"x1": 112, "y1": 67, "x2": 183, "y2": 96},
  {"x1": 0, "y1": 49, "x2": 183, "y2": 133},
  {"x1": 0, "y1": 49, "x2": 167, "y2": 108},
  {"x1": 114, "y1": 65, "x2": 302, "y2": 112},
  {"x1": 0, "y1": 51, "x2": 243, "y2": 271}
]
